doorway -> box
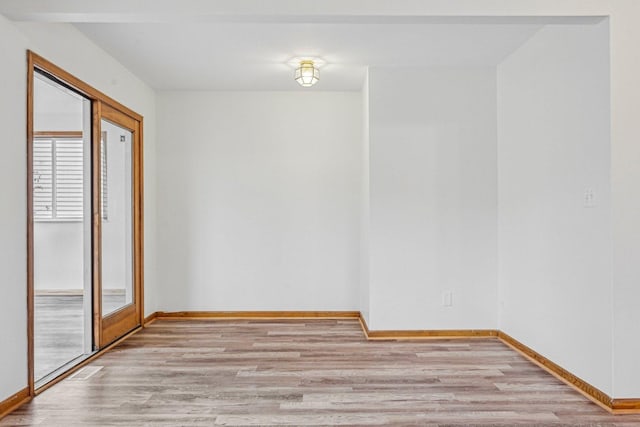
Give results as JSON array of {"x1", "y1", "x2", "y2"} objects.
[{"x1": 27, "y1": 51, "x2": 144, "y2": 393}]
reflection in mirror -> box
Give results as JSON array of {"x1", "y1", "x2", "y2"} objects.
[
  {"x1": 33, "y1": 71, "x2": 93, "y2": 385},
  {"x1": 101, "y1": 119, "x2": 134, "y2": 317}
]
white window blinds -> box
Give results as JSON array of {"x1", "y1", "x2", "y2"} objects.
[
  {"x1": 101, "y1": 135, "x2": 108, "y2": 221},
  {"x1": 33, "y1": 136, "x2": 110, "y2": 221},
  {"x1": 33, "y1": 137, "x2": 84, "y2": 220},
  {"x1": 55, "y1": 138, "x2": 84, "y2": 219},
  {"x1": 33, "y1": 139, "x2": 55, "y2": 219}
]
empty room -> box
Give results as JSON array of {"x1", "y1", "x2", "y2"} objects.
[{"x1": 1, "y1": 1, "x2": 640, "y2": 425}]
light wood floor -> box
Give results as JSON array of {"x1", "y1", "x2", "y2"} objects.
[
  {"x1": 5, "y1": 319, "x2": 640, "y2": 426},
  {"x1": 35, "y1": 294, "x2": 129, "y2": 381}
]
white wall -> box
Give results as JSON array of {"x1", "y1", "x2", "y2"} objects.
[
  {"x1": 34, "y1": 223, "x2": 84, "y2": 291},
  {"x1": 0, "y1": 18, "x2": 157, "y2": 402},
  {"x1": 33, "y1": 76, "x2": 83, "y2": 131},
  {"x1": 609, "y1": 0, "x2": 640, "y2": 399},
  {"x1": 367, "y1": 67, "x2": 498, "y2": 330},
  {"x1": 156, "y1": 91, "x2": 362, "y2": 311},
  {"x1": 498, "y1": 22, "x2": 611, "y2": 394},
  {"x1": 0, "y1": 13, "x2": 29, "y2": 403},
  {"x1": 359, "y1": 70, "x2": 371, "y2": 323}
]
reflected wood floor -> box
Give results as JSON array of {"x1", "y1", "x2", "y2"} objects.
[
  {"x1": 34, "y1": 295, "x2": 85, "y2": 381},
  {"x1": 5, "y1": 319, "x2": 640, "y2": 426},
  {"x1": 35, "y1": 295, "x2": 127, "y2": 381}
]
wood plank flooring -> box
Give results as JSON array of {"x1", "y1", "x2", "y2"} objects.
[
  {"x1": 35, "y1": 294, "x2": 129, "y2": 381},
  {"x1": 5, "y1": 319, "x2": 640, "y2": 426},
  {"x1": 34, "y1": 295, "x2": 85, "y2": 381}
]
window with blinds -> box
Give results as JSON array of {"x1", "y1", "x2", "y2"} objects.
[
  {"x1": 33, "y1": 139, "x2": 55, "y2": 219},
  {"x1": 33, "y1": 137, "x2": 108, "y2": 221}
]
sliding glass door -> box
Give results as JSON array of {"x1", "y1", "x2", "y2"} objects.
[{"x1": 28, "y1": 51, "x2": 144, "y2": 392}]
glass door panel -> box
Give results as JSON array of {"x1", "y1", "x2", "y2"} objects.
[
  {"x1": 98, "y1": 103, "x2": 142, "y2": 347},
  {"x1": 100, "y1": 121, "x2": 134, "y2": 316},
  {"x1": 32, "y1": 71, "x2": 94, "y2": 386}
]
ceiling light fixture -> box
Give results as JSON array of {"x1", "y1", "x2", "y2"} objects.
[{"x1": 294, "y1": 60, "x2": 319, "y2": 87}]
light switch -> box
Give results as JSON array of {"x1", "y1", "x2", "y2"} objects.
[{"x1": 442, "y1": 291, "x2": 453, "y2": 307}]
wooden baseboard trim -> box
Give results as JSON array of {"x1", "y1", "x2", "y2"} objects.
[
  {"x1": 143, "y1": 311, "x2": 158, "y2": 326},
  {"x1": 611, "y1": 399, "x2": 640, "y2": 413},
  {"x1": 497, "y1": 331, "x2": 617, "y2": 413},
  {"x1": 358, "y1": 314, "x2": 370, "y2": 336},
  {"x1": 34, "y1": 289, "x2": 126, "y2": 296},
  {"x1": 360, "y1": 316, "x2": 640, "y2": 414},
  {"x1": 0, "y1": 388, "x2": 30, "y2": 420},
  {"x1": 358, "y1": 314, "x2": 497, "y2": 340},
  {"x1": 366, "y1": 329, "x2": 498, "y2": 340},
  {"x1": 34, "y1": 290, "x2": 83, "y2": 296},
  {"x1": 155, "y1": 311, "x2": 361, "y2": 320}
]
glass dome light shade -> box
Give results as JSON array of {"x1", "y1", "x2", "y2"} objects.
[{"x1": 294, "y1": 60, "x2": 319, "y2": 87}]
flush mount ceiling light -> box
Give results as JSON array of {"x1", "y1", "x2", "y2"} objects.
[{"x1": 294, "y1": 60, "x2": 319, "y2": 87}]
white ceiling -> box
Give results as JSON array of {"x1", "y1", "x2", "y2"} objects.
[
  {"x1": 0, "y1": 1, "x2": 604, "y2": 92},
  {"x1": 74, "y1": 22, "x2": 544, "y2": 91}
]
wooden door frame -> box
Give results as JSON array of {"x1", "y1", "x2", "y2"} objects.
[{"x1": 26, "y1": 50, "x2": 145, "y2": 395}]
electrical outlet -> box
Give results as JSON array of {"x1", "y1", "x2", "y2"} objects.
[{"x1": 442, "y1": 291, "x2": 453, "y2": 307}]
